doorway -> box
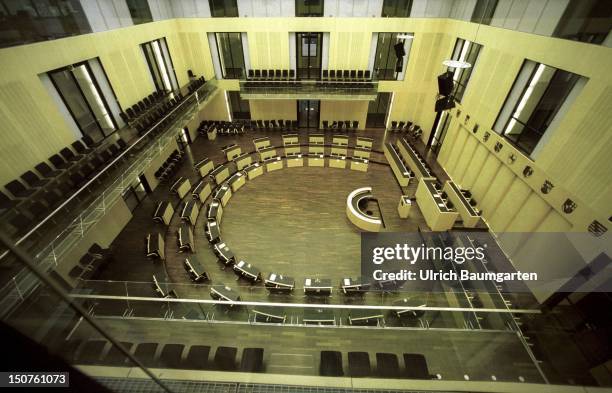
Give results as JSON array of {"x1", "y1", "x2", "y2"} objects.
[
  {"x1": 365, "y1": 93, "x2": 391, "y2": 128},
  {"x1": 297, "y1": 100, "x2": 320, "y2": 129},
  {"x1": 296, "y1": 33, "x2": 322, "y2": 80},
  {"x1": 427, "y1": 111, "x2": 451, "y2": 155}
]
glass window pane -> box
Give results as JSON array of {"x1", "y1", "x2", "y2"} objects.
[
  {"x1": 126, "y1": 0, "x2": 152, "y2": 25},
  {"x1": 553, "y1": 0, "x2": 612, "y2": 44},
  {"x1": 471, "y1": 0, "x2": 498, "y2": 25},
  {"x1": 210, "y1": 0, "x2": 238, "y2": 17},
  {"x1": 72, "y1": 64, "x2": 116, "y2": 135}
]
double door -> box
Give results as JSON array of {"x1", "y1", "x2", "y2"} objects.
[
  {"x1": 296, "y1": 33, "x2": 322, "y2": 80},
  {"x1": 297, "y1": 100, "x2": 320, "y2": 129}
]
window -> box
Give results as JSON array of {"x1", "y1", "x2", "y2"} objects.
[
  {"x1": 553, "y1": 0, "x2": 612, "y2": 45},
  {"x1": 209, "y1": 0, "x2": 238, "y2": 17},
  {"x1": 141, "y1": 38, "x2": 179, "y2": 92},
  {"x1": 296, "y1": 0, "x2": 323, "y2": 17},
  {"x1": 471, "y1": 0, "x2": 498, "y2": 25},
  {"x1": 0, "y1": 0, "x2": 91, "y2": 49},
  {"x1": 48, "y1": 59, "x2": 118, "y2": 141},
  {"x1": 366, "y1": 93, "x2": 392, "y2": 128},
  {"x1": 296, "y1": 33, "x2": 322, "y2": 80},
  {"x1": 373, "y1": 33, "x2": 412, "y2": 80},
  {"x1": 215, "y1": 33, "x2": 246, "y2": 79},
  {"x1": 126, "y1": 0, "x2": 152, "y2": 25},
  {"x1": 228, "y1": 91, "x2": 250, "y2": 119},
  {"x1": 446, "y1": 38, "x2": 482, "y2": 102},
  {"x1": 381, "y1": 0, "x2": 412, "y2": 17},
  {"x1": 493, "y1": 60, "x2": 581, "y2": 156}
]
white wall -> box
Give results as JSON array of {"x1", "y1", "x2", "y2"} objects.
[
  {"x1": 491, "y1": 0, "x2": 569, "y2": 36},
  {"x1": 323, "y1": 0, "x2": 383, "y2": 17},
  {"x1": 81, "y1": 0, "x2": 133, "y2": 32},
  {"x1": 237, "y1": 0, "x2": 295, "y2": 17}
]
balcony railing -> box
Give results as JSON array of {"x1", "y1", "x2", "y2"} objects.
[{"x1": 239, "y1": 80, "x2": 378, "y2": 100}]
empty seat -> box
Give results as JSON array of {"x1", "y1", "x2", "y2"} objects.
[
  {"x1": 26, "y1": 201, "x2": 47, "y2": 220},
  {"x1": 35, "y1": 162, "x2": 62, "y2": 178},
  {"x1": 41, "y1": 191, "x2": 61, "y2": 209},
  {"x1": 102, "y1": 342, "x2": 134, "y2": 366},
  {"x1": 5, "y1": 180, "x2": 35, "y2": 198},
  {"x1": 10, "y1": 213, "x2": 33, "y2": 236},
  {"x1": 72, "y1": 140, "x2": 93, "y2": 155},
  {"x1": 49, "y1": 154, "x2": 70, "y2": 170},
  {"x1": 320, "y1": 351, "x2": 343, "y2": 376},
  {"x1": 159, "y1": 344, "x2": 184, "y2": 368},
  {"x1": 350, "y1": 70, "x2": 357, "y2": 79},
  {"x1": 21, "y1": 170, "x2": 49, "y2": 188},
  {"x1": 76, "y1": 340, "x2": 107, "y2": 365},
  {"x1": 403, "y1": 353, "x2": 430, "y2": 379},
  {"x1": 376, "y1": 353, "x2": 400, "y2": 378},
  {"x1": 183, "y1": 345, "x2": 210, "y2": 369},
  {"x1": 348, "y1": 352, "x2": 371, "y2": 377},
  {"x1": 282, "y1": 69, "x2": 289, "y2": 79},
  {"x1": 289, "y1": 69, "x2": 295, "y2": 78},
  {"x1": 133, "y1": 342, "x2": 158, "y2": 367},
  {"x1": 357, "y1": 70, "x2": 364, "y2": 79},
  {"x1": 60, "y1": 147, "x2": 82, "y2": 163},
  {"x1": 240, "y1": 348, "x2": 264, "y2": 372},
  {"x1": 214, "y1": 346, "x2": 237, "y2": 371},
  {"x1": 81, "y1": 135, "x2": 100, "y2": 148},
  {"x1": 0, "y1": 191, "x2": 16, "y2": 213}
]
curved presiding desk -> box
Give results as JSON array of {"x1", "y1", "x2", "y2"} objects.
[{"x1": 346, "y1": 187, "x2": 382, "y2": 232}]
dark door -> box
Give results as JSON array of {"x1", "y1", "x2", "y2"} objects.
[
  {"x1": 365, "y1": 93, "x2": 391, "y2": 128},
  {"x1": 296, "y1": 33, "x2": 322, "y2": 80},
  {"x1": 428, "y1": 111, "x2": 451, "y2": 155},
  {"x1": 297, "y1": 100, "x2": 320, "y2": 129}
]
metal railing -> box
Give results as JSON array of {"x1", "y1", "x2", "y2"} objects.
[{"x1": 0, "y1": 82, "x2": 217, "y2": 319}]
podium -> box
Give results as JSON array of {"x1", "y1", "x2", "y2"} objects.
[{"x1": 398, "y1": 196, "x2": 412, "y2": 218}]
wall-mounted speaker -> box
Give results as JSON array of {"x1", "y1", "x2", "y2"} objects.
[
  {"x1": 394, "y1": 41, "x2": 406, "y2": 58},
  {"x1": 437, "y1": 72, "x2": 454, "y2": 96},
  {"x1": 435, "y1": 96, "x2": 455, "y2": 112}
]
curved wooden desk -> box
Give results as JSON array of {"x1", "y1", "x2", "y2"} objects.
[{"x1": 346, "y1": 187, "x2": 382, "y2": 232}]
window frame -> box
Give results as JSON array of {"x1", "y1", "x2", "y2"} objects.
[
  {"x1": 209, "y1": 0, "x2": 239, "y2": 17},
  {"x1": 214, "y1": 32, "x2": 247, "y2": 80},
  {"x1": 446, "y1": 38, "x2": 482, "y2": 102},
  {"x1": 381, "y1": 0, "x2": 412, "y2": 17},
  {"x1": 295, "y1": 0, "x2": 324, "y2": 17}
]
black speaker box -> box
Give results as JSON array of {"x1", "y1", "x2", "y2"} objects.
[
  {"x1": 435, "y1": 96, "x2": 455, "y2": 112},
  {"x1": 437, "y1": 72, "x2": 454, "y2": 96},
  {"x1": 394, "y1": 42, "x2": 406, "y2": 58}
]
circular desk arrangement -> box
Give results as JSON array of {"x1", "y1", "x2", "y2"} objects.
[{"x1": 346, "y1": 187, "x2": 383, "y2": 232}]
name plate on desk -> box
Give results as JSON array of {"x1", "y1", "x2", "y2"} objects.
[
  {"x1": 286, "y1": 153, "x2": 304, "y2": 167},
  {"x1": 244, "y1": 162, "x2": 264, "y2": 180},
  {"x1": 264, "y1": 156, "x2": 283, "y2": 172},
  {"x1": 329, "y1": 155, "x2": 347, "y2": 169},
  {"x1": 308, "y1": 145, "x2": 324, "y2": 154},
  {"x1": 233, "y1": 153, "x2": 252, "y2": 170},
  {"x1": 195, "y1": 158, "x2": 214, "y2": 178},
  {"x1": 214, "y1": 184, "x2": 232, "y2": 206},
  {"x1": 284, "y1": 145, "x2": 301, "y2": 155},
  {"x1": 350, "y1": 157, "x2": 368, "y2": 172},
  {"x1": 229, "y1": 172, "x2": 246, "y2": 192},
  {"x1": 223, "y1": 144, "x2": 241, "y2": 161},
  {"x1": 307, "y1": 153, "x2": 324, "y2": 167},
  {"x1": 309, "y1": 134, "x2": 324, "y2": 144},
  {"x1": 259, "y1": 146, "x2": 277, "y2": 161}
]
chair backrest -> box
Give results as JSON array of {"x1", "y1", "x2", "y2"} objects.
[
  {"x1": 350, "y1": 70, "x2": 357, "y2": 79},
  {"x1": 289, "y1": 69, "x2": 295, "y2": 78},
  {"x1": 261, "y1": 70, "x2": 268, "y2": 78},
  {"x1": 391, "y1": 121, "x2": 398, "y2": 129},
  {"x1": 322, "y1": 120, "x2": 329, "y2": 129},
  {"x1": 364, "y1": 70, "x2": 371, "y2": 79},
  {"x1": 248, "y1": 69, "x2": 254, "y2": 78},
  {"x1": 352, "y1": 121, "x2": 358, "y2": 129},
  {"x1": 60, "y1": 147, "x2": 76, "y2": 160},
  {"x1": 20, "y1": 171, "x2": 41, "y2": 187},
  {"x1": 357, "y1": 70, "x2": 364, "y2": 79},
  {"x1": 282, "y1": 69, "x2": 288, "y2": 78},
  {"x1": 322, "y1": 70, "x2": 329, "y2": 79},
  {"x1": 343, "y1": 70, "x2": 350, "y2": 78},
  {"x1": 5, "y1": 180, "x2": 27, "y2": 195},
  {"x1": 275, "y1": 70, "x2": 281, "y2": 78},
  {"x1": 329, "y1": 70, "x2": 335, "y2": 79},
  {"x1": 35, "y1": 162, "x2": 55, "y2": 177},
  {"x1": 81, "y1": 135, "x2": 95, "y2": 147},
  {"x1": 72, "y1": 140, "x2": 88, "y2": 154},
  {"x1": 269, "y1": 70, "x2": 274, "y2": 79},
  {"x1": 49, "y1": 154, "x2": 67, "y2": 169}
]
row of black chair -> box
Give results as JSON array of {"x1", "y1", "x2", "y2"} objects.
[
  {"x1": 320, "y1": 350, "x2": 432, "y2": 379},
  {"x1": 3, "y1": 137, "x2": 128, "y2": 237},
  {"x1": 68, "y1": 243, "x2": 113, "y2": 281},
  {"x1": 322, "y1": 120, "x2": 359, "y2": 132},
  {"x1": 69, "y1": 340, "x2": 263, "y2": 372},
  {"x1": 187, "y1": 76, "x2": 206, "y2": 94},
  {"x1": 247, "y1": 69, "x2": 295, "y2": 80},
  {"x1": 154, "y1": 149, "x2": 184, "y2": 182},
  {"x1": 119, "y1": 90, "x2": 168, "y2": 124},
  {"x1": 133, "y1": 93, "x2": 186, "y2": 136},
  {"x1": 242, "y1": 80, "x2": 375, "y2": 90},
  {"x1": 390, "y1": 121, "x2": 423, "y2": 139},
  {"x1": 322, "y1": 69, "x2": 372, "y2": 82},
  {"x1": 251, "y1": 119, "x2": 297, "y2": 132},
  {"x1": 198, "y1": 120, "x2": 247, "y2": 136}
]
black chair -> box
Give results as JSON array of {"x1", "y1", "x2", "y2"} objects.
[
  {"x1": 116, "y1": 139, "x2": 128, "y2": 150},
  {"x1": 289, "y1": 69, "x2": 295, "y2": 79},
  {"x1": 364, "y1": 70, "x2": 371, "y2": 79},
  {"x1": 322, "y1": 70, "x2": 329, "y2": 80},
  {"x1": 126, "y1": 107, "x2": 136, "y2": 119},
  {"x1": 348, "y1": 352, "x2": 371, "y2": 377},
  {"x1": 343, "y1": 70, "x2": 350, "y2": 79},
  {"x1": 320, "y1": 351, "x2": 343, "y2": 376},
  {"x1": 26, "y1": 201, "x2": 47, "y2": 220},
  {"x1": 254, "y1": 69, "x2": 261, "y2": 79},
  {"x1": 403, "y1": 353, "x2": 430, "y2": 379},
  {"x1": 41, "y1": 191, "x2": 61, "y2": 210},
  {"x1": 5, "y1": 180, "x2": 35, "y2": 198},
  {"x1": 60, "y1": 147, "x2": 81, "y2": 163},
  {"x1": 322, "y1": 120, "x2": 329, "y2": 131},
  {"x1": 390, "y1": 121, "x2": 398, "y2": 131},
  {"x1": 275, "y1": 70, "x2": 282, "y2": 79},
  {"x1": 214, "y1": 346, "x2": 237, "y2": 371},
  {"x1": 282, "y1": 69, "x2": 289, "y2": 79},
  {"x1": 0, "y1": 191, "x2": 16, "y2": 213},
  {"x1": 352, "y1": 121, "x2": 358, "y2": 130},
  {"x1": 35, "y1": 162, "x2": 62, "y2": 178},
  {"x1": 72, "y1": 140, "x2": 93, "y2": 155},
  {"x1": 102, "y1": 342, "x2": 134, "y2": 366},
  {"x1": 69, "y1": 172, "x2": 87, "y2": 189},
  {"x1": 248, "y1": 69, "x2": 255, "y2": 79},
  {"x1": 261, "y1": 70, "x2": 268, "y2": 79},
  {"x1": 20, "y1": 171, "x2": 49, "y2": 188},
  {"x1": 357, "y1": 70, "x2": 364, "y2": 80},
  {"x1": 159, "y1": 344, "x2": 184, "y2": 368},
  {"x1": 133, "y1": 343, "x2": 159, "y2": 367},
  {"x1": 240, "y1": 348, "x2": 264, "y2": 372},
  {"x1": 49, "y1": 154, "x2": 71, "y2": 170},
  {"x1": 183, "y1": 345, "x2": 210, "y2": 369},
  {"x1": 349, "y1": 70, "x2": 357, "y2": 80},
  {"x1": 10, "y1": 213, "x2": 33, "y2": 236},
  {"x1": 81, "y1": 135, "x2": 101, "y2": 148},
  {"x1": 376, "y1": 353, "x2": 400, "y2": 378},
  {"x1": 75, "y1": 340, "x2": 107, "y2": 365},
  {"x1": 268, "y1": 70, "x2": 274, "y2": 80}
]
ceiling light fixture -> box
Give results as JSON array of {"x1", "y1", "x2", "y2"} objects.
[{"x1": 397, "y1": 33, "x2": 414, "y2": 40}]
